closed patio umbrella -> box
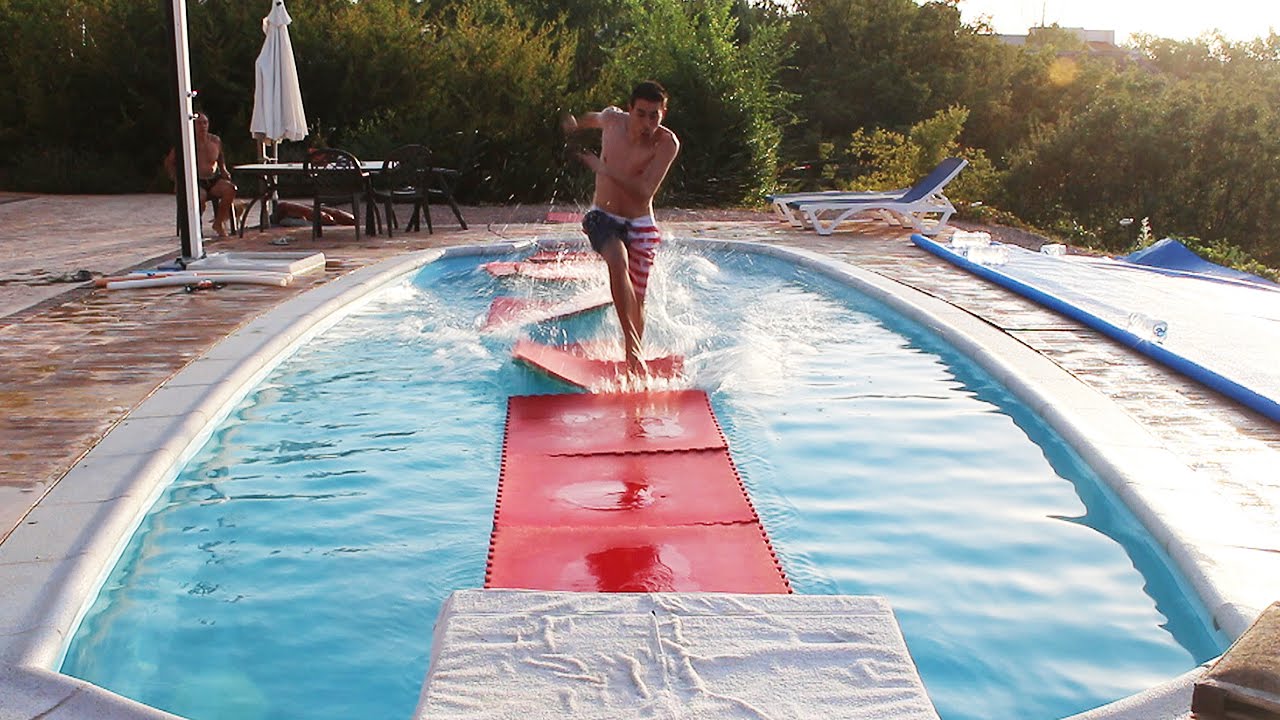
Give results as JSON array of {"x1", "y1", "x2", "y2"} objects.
[{"x1": 249, "y1": 0, "x2": 307, "y2": 155}]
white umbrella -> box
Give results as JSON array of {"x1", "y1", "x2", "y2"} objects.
[{"x1": 249, "y1": 0, "x2": 307, "y2": 154}]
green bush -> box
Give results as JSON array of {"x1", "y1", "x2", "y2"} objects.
[
  {"x1": 834, "y1": 106, "x2": 1002, "y2": 204},
  {"x1": 592, "y1": 0, "x2": 790, "y2": 206},
  {"x1": 1177, "y1": 236, "x2": 1279, "y2": 282}
]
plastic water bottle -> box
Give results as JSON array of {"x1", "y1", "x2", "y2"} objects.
[
  {"x1": 1127, "y1": 312, "x2": 1169, "y2": 343},
  {"x1": 950, "y1": 231, "x2": 991, "y2": 250},
  {"x1": 968, "y1": 244, "x2": 1009, "y2": 266},
  {"x1": 1040, "y1": 243, "x2": 1066, "y2": 257}
]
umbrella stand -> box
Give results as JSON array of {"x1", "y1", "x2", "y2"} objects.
[{"x1": 253, "y1": 135, "x2": 280, "y2": 229}]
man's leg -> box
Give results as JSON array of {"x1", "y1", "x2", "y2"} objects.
[
  {"x1": 598, "y1": 238, "x2": 644, "y2": 372},
  {"x1": 624, "y1": 229, "x2": 659, "y2": 360},
  {"x1": 196, "y1": 187, "x2": 211, "y2": 233},
  {"x1": 211, "y1": 179, "x2": 234, "y2": 237}
]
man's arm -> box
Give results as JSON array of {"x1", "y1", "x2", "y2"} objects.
[
  {"x1": 209, "y1": 134, "x2": 231, "y2": 179},
  {"x1": 562, "y1": 106, "x2": 622, "y2": 134},
  {"x1": 215, "y1": 147, "x2": 231, "y2": 180}
]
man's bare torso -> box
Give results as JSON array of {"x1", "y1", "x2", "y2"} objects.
[
  {"x1": 193, "y1": 133, "x2": 224, "y2": 180},
  {"x1": 592, "y1": 108, "x2": 675, "y2": 219}
]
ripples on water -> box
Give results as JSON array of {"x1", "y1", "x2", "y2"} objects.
[{"x1": 63, "y1": 246, "x2": 1222, "y2": 720}]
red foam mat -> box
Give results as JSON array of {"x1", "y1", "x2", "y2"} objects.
[
  {"x1": 482, "y1": 260, "x2": 604, "y2": 282},
  {"x1": 513, "y1": 339, "x2": 683, "y2": 390},
  {"x1": 496, "y1": 449, "x2": 757, "y2": 527},
  {"x1": 528, "y1": 250, "x2": 596, "y2": 264},
  {"x1": 482, "y1": 290, "x2": 611, "y2": 331},
  {"x1": 486, "y1": 525, "x2": 791, "y2": 593},
  {"x1": 485, "y1": 297, "x2": 540, "y2": 328},
  {"x1": 545, "y1": 211, "x2": 584, "y2": 223},
  {"x1": 505, "y1": 390, "x2": 726, "y2": 456}
]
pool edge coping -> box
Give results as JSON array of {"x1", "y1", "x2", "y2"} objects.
[
  {"x1": 1, "y1": 235, "x2": 1257, "y2": 720},
  {"x1": 704, "y1": 238, "x2": 1267, "y2": 637}
]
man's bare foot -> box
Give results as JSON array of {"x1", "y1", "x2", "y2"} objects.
[
  {"x1": 213, "y1": 223, "x2": 228, "y2": 238},
  {"x1": 625, "y1": 355, "x2": 648, "y2": 377}
]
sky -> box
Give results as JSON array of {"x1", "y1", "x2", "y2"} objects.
[{"x1": 950, "y1": 0, "x2": 1280, "y2": 44}]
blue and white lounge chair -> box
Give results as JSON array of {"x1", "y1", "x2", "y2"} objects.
[
  {"x1": 780, "y1": 157, "x2": 968, "y2": 236},
  {"x1": 767, "y1": 157, "x2": 967, "y2": 226},
  {"x1": 768, "y1": 186, "x2": 906, "y2": 226}
]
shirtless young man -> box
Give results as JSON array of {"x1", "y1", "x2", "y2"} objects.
[
  {"x1": 562, "y1": 81, "x2": 680, "y2": 374},
  {"x1": 165, "y1": 112, "x2": 237, "y2": 237}
]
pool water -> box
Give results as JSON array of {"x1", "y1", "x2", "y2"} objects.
[{"x1": 62, "y1": 245, "x2": 1222, "y2": 720}]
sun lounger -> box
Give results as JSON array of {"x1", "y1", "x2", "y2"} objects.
[
  {"x1": 768, "y1": 187, "x2": 906, "y2": 226},
  {"x1": 781, "y1": 157, "x2": 968, "y2": 236},
  {"x1": 767, "y1": 157, "x2": 967, "y2": 226}
]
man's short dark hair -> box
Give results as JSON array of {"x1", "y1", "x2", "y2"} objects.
[{"x1": 630, "y1": 80, "x2": 669, "y2": 107}]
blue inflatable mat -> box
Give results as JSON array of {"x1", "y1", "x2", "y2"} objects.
[{"x1": 914, "y1": 234, "x2": 1280, "y2": 422}]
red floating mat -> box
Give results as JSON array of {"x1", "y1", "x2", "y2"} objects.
[
  {"x1": 482, "y1": 261, "x2": 521, "y2": 278},
  {"x1": 482, "y1": 260, "x2": 604, "y2": 282},
  {"x1": 513, "y1": 339, "x2": 683, "y2": 390},
  {"x1": 545, "y1": 211, "x2": 584, "y2": 223},
  {"x1": 482, "y1": 290, "x2": 611, "y2": 331},
  {"x1": 527, "y1": 250, "x2": 597, "y2": 264},
  {"x1": 486, "y1": 525, "x2": 791, "y2": 593},
  {"x1": 496, "y1": 449, "x2": 757, "y2": 527},
  {"x1": 505, "y1": 390, "x2": 726, "y2": 456}
]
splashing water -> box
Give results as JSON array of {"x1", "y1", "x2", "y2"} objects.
[{"x1": 62, "y1": 244, "x2": 1221, "y2": 720}]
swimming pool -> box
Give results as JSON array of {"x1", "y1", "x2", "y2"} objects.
[{"x1": 59, "y1": 241, "x2": 1222, "y2": 720}]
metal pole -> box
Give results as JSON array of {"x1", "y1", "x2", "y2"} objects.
[{"x1": 166, "y1": 0, "x2": 203, "y2": 260}]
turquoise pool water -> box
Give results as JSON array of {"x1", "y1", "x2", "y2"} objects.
[{"x1": 62, "y1": 244, "x2": 1223, "y2": 720}]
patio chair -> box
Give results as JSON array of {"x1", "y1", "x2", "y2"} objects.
[
  {"x1": 774, "y1": 157, "x2": 968, "y2": 234},
  {"x1": 304, "y1": 147, "x2": 381, "y2": 240},
  {"x1": 372, "y1": 144, "x2": 434, "y2": 236},
  {"x1": 171, "y1": 148, "x2": 239, "y2": 236},
  {"x1": 175, "y1": 188, "x2": 238, "y2": 237}
]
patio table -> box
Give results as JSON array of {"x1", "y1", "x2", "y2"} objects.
[{"x1": 232, "y1": 161, "x2": 467, "y2": 237}]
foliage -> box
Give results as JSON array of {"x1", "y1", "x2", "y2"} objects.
[
  {"x1": 0, "y1": 0, "x2": 1279, "y2": 277},
  {"x1": 401, "y1": 0, "x2": 576, "y2": 201},
  {"x1": 1003, "y1": 52, "x2": 1280, "y2": 268},
  {"x1": 584, "y1": 0, "x2": 789, "y2": 205},
  {"x1": 797, "y1": 106, "x2": 1001, "y2": 206}
]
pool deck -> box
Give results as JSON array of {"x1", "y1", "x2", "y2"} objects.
[{"x1": 1, "y1": 193, "x2": 1278, "y2": 719}]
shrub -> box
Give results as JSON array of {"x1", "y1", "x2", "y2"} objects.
[
  {"x1": 592, "y1": 0, "x2": 790, "y2": 206},
  {"x1": 839, "y1": 106, "x2": 1002, "y2": 203}
]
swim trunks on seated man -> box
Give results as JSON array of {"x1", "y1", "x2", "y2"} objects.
[
  {"x1": 165, "y1": 112, "x2": 237, "y2": 237},
  {"x1": 562, "y1": 80, "x2": 680, "y2": 375}
]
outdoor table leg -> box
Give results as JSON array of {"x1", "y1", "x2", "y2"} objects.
[
  {"x1": 434, "y1": 170, "x2": 467, "y2": 230},
  {"x1": 234, "y1": 173, "x2": 277, "y2": 237}
]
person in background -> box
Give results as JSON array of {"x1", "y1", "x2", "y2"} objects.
[
  {"x1": 165, "y1": 112, "x2": 236, "y2": 237},
  {"x1": 561, "y1": 81, "x2": 680, "y2": 375}
]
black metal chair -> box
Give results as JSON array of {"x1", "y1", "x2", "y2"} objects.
[
  {"x1": 303, "y1": 148, "x2": 380, "y2": 240},
  {"x1": 372, "y1": 144, "x2": 433, "y2": 236}
]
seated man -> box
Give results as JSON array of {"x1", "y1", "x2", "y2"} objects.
[{"x1": 165, "y1": 112, "x2": 236, "y2": 237}]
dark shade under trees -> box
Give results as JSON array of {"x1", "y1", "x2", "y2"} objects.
[{"x1": 0, "y1": 0, "x2": 1276, "y2": 271}]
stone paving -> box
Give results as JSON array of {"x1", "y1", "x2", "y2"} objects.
[{"x1": 1, "y1": 192, "x2": 1277, "y2": 599}]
